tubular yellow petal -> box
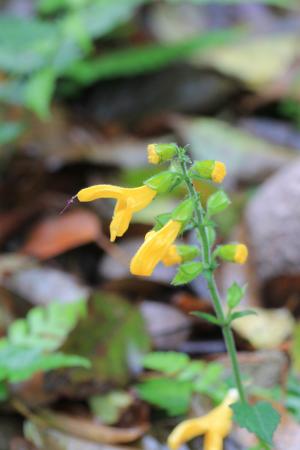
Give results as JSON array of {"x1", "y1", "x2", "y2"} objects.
[
  {"x1": 167, "y1": 418, "x2": 208, "y2": 450},
  {"x1": 203, "y1": 432, "x2": 223, "y2": 450},
  {"x1": 234, "y1": 244, "x2": 248, "y2": 264},
  {"x1": 77, "y1": 185, "x2": 124, "y2": 202},
  {"x1": 124, "y1": 185, "x2": 157, "y2": 212},
  {"x1": 212, "y1": 162, "x2": 226, "y2": 184},
  {"x1": 130, "y1": 220, "x2": 182, "y2": 276},
  {"x1": 167, "y1": 390, "x2": 237, "y2": 450},
  {"x1": 162, "y1": 245, "x2": 182, "y2": 266},
  {"x1": 110, "y1": 201, "x2": 132, "y2": 242}
]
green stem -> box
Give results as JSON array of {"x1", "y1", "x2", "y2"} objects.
[{"x1": 178, "y1": 151, "x2": 247, "y2": 404}]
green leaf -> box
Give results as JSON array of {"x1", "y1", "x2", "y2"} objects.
[
  {"x1": 227, "y1": 282, "x2": 247, "y2": 310},
  {"x1": 191, "y1": 311, "x2": 221, "y2": 326},
  {"x1": 136, "y1": 378, "x2": 193, "y2": 416},
  {"x1": 89, "y1": 390, "x2": 132, "y2": 425},
  {"x1": 143, "y1": 352, "x2": 190, "y2": 374},
  {"x1": 62, "y1": 292, "x2": 151, "y2": 385},
  {"x1": 172, "y1": 261, "x2": 203, "y2": 286},
  {"x1": 229, "y1": 309, "x2": 257, "y2": 322},
  {"x1": 24, "y1": 68, "x2": 56, "y2": 119},
  {"x1": 0, "y1": 121, "x2": 25, "y2": 145},
  {"x1": 66, "y1": 28, "x2": 242, "y2": 84},
  {"x1": 6, "y1": 300, "x2": 86, "y2": 352},
  {"x1": 0, "y1": 382, "x2": 9, "y2": 402},
  {"x1": 0, "y1": 344, "x2": 90, "y2": 383},
  {"x1": 0, "y1": 15, "x2": 58, "y2": 74},
  {"x1": 207, "y1": 190, "x2": 231, "y2": 216},
  {"x1": 177, "y1": 361, "x2": 205, "y2": 381},
  {"x1": 232, "y1": 401, "x2": 280, "y2": 446},
  {"x1": 193, "y1": 362, "x2": 224, "y2": 393}
]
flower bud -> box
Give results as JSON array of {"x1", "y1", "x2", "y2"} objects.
[
  {"x1": 162, "y1": 244, "x2": 200, "y2": 267},
  {"x1": 144, "y1": 171, "x2": 181, "y2": 194},
  {"x1": 216, "y1": 244, "x2": 248, "y2": 264},
  {"x1": 193, "y1": 160, "x2": 226, "y2": 183},
  {"x1": 172, "y1": 198, "x2": 194, "y2": 224},
  {"x1": 147, "y1": 143, "x2": 177, "y2": 164}
]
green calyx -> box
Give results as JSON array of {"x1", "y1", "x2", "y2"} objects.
[
  {"x1": 151, "y1": 143, "x2": 178, "y2": 162},
  {"x1": 177, "y1": 245, "x2": 200, "y2": 262},
  {"x1": 144, "y1": 171, "x2": 182, "y2": 193},
  {"x1": 192, "y1": 160, "x2": 215, "y2": 179},
  {"x1": 171, "y1": 198, "x2": 194, "y2": 224}
]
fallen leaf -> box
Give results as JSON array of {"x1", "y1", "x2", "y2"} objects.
[
  {"x1": 6, "y1": 267, "x2": 90, "y2": 306},
  {"x1": 21, "y1": 209, "x2": 102, "y2": 260},
  {"x1": 195, "y1": 33, "x2": 299, "y2": 89},
  {"x1": 231, "y1": 308, "x2": 294, "y2": 350}
]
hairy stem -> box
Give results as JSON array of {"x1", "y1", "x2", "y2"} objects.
[{"x1": 178, "y1": 151, "x2": 247, "y2": 404}]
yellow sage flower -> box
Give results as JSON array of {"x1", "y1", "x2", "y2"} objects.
[
  {"x1": 77, "y1": 184, "x2": 156, "y2": 242},
  {"x1": 168, "y1": 389, "x2": 238, "y2": 450},
  {"x1": 130, "y1": 220, "x2": 182, "y2": 276}
]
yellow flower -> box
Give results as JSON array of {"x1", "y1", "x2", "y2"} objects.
[
  {"x1": 77, "y1": 184, "x2": 156, "y2": 242},
  {"x1": 130, "y1": 220, "x2": 182, "y2": 276},
  {"x1": 168, "y1": 389, "x2": 238, "y2": 450},
  {"x1": 148, "y1": 144, "x2": 160, "y2": 164},
  {"x1": 234, "y1": 244, "x2": 248, "y2": 264},
  {"x1": 211, "y1": 161, "x2": 227, "y2": 184}
]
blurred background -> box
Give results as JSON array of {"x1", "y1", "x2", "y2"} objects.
[{"x1": 1, "y1": 0, "x2": 300, "y2": 449}]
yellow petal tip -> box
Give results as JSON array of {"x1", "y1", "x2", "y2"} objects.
[
  {"x1": 234, "y1": 244, "x2": 248, "y2": 264},
  {"x1": 147, "y1": 144, "x2": 160, "y2": 164},
  {"x1": 212, "y1": 161, "x2": 226, "y2": 183}
]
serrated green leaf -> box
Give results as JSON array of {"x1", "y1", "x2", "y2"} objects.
[
  {"x1": 136, "y1": 378, "x2": 193, "y2": 416},
  {"x1": 232, "y1": 401, "x2": 280, "y2": 446},
  {"x1": 172, "y1": 261, "x2": 203, "y2": 286},
  {"x1": 207, "y1": 190, "x2": 231, "y2": 216},
  {"x1": 229, "y1": 309, "x2": 257, "y2": 322},
  {"x1": 191, "y1": 311, "x2": 221, "y2": 326},
  {"x1": 7, "y1": 300, "x2": 86, "y2": 352},
  {"x1": 227, "y1": 282, "x2": 246, "y2": 310},
  {"x1": 143, "y1": 352, "x2": 190, "y2": 374}
]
